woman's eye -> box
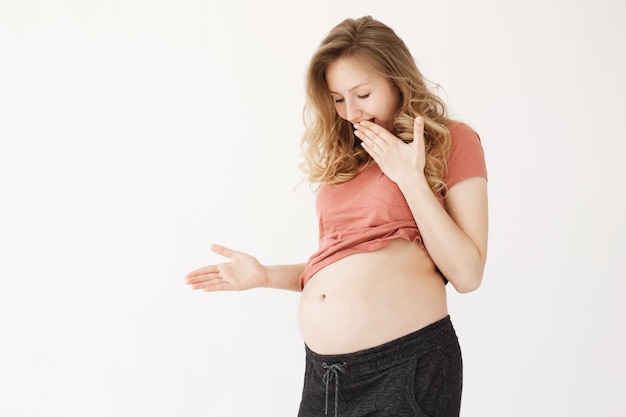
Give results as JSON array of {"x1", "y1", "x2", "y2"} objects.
[
  {"x1": 357, "y1": 94, "x2": 370, "y2": 99},
  {"x1": 334, "y1": 98, "x2": 344, "y2": 103}
]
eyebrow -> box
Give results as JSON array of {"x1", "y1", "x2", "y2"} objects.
[{"x1": 328, "y1": 82, "x2": 371, "y2": 94}]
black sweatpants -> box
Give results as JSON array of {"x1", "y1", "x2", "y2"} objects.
[{"x1": 298, "y1": 315, "x2": 463, "y2": 417}]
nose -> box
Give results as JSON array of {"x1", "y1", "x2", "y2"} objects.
[{"x1": 344, "y1": 99, "x2": 362, "y2": 123}]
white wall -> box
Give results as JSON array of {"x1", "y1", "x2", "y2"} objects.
[{"x1": 1, "y1": 1, "x2": 625, "y2": 416}]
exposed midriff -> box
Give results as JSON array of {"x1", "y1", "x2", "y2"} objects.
[{"x1": 298, "y1": 238, "x2": 449, "y2": 355}]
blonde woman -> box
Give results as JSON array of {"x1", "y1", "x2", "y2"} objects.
[{"x1": 186, "y1": 16, "x2": 488, "y2": 417}]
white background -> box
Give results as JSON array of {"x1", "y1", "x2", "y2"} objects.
[{"x1": 1, "y1": 0, "x2": 625, "y2": 416}]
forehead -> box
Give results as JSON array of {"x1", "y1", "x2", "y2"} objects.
[{"x1": 325, "y1": 56, "x2": 381, "y2": 93}]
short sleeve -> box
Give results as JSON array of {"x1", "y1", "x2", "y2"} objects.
[{"x1": 444, "y1": 122, "x2": 488, "y2": 189}]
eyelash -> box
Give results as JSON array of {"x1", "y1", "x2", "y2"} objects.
[{"x1": 334, "y1": 94, "x2": 370, "y2": 103}]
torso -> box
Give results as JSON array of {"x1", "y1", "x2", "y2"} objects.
[
  {"x1": 298, "y1": 122, "x2": 487, "y2": 354},
  {"x1": 298, "y1": 238, "x2": 448, "y2": 354}
]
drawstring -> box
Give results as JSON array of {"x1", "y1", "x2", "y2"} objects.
[{"x1": 322, "y1": 362, "x2": 346, "y2": 417}]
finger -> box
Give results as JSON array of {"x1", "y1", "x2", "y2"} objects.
[
  {"x1": 360, "y1": 140, "x2": 381, "y2": 164},
  {"x1": 193, "y1": 276, "x2": 226, "y2": 290},
  {"x1": 204, "y1": 282, "x2": 233, "y2": 292},
  {"x1": 210, "y1": 243, "x2": 236, "y2": 260},
  {"x1": 191, "y1": 277, "x2": 229, "y2": 291},
  {"x1": 355, "y1": 127, "x2": 381, "y2": 155},
  {"x1": 356, "y1": 121, "x2": 392, "y2": 145},
  {"x1": 186, "y1": 271, "x2": 220, "y2": 284},
  {"x1": 185, "y1": 265, "x2": 219, "y2": 279},
  {"x1": 186, "y1": 243, "x2": 236, "y2": 280},
  {"x1": 355, "y1": 124, "x2": 378, "y2": 147},
  {"x1": 413, "y1": 116, "x2": 425, "y2": 148}
]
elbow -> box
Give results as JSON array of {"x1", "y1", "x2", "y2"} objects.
[
  {"x1": 450, "y1": 272, "x2": 483, "y2": 294},
  {"x1": 449, "y1": 253, "x2": 487, "y2": 294},
  {"x1": 454, "y1": 280, "x2": 481, "y2": 294}
]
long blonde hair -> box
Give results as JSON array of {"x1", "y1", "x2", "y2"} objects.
[{"x1": 300, "y1": 16, "x2": 451, "y2": 196}]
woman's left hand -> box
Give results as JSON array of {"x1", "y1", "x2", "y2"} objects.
[{"x1": 356, "y1": 116, "x2": 426, "y2": 186}]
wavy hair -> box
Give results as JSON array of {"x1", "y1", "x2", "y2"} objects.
[{"x1": 300, "y1": 16, "x2": 451, "y2": 196}]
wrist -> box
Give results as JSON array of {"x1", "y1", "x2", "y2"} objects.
[
  {"x1": 397, "y1": 170, "x2": 430, "y2": 195},
  {"x1": 261, "y1": 264, "x2": 304, "y2": 291},
  {"x1": 260, "y1": 266, "x2": 273, "y2": 288}
]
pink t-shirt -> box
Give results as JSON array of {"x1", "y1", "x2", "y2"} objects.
[{"x1": 299, "y1": 122, "x2": 487, "y2": 289}]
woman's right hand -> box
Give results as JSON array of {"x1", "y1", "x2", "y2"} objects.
[{"x1": 185, "y1": 244, "x2": 268, "y2": 292}]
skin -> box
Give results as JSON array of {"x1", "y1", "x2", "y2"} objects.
[
  {"x1": 327, "y1": 56, "x2": 400, "y2": 134},
  {"x1": 328, "y1": 55, "x2": 488, "y2": 293},
  {"x1": 185, "y1": 55, "x2": 488, "y2": 354}
]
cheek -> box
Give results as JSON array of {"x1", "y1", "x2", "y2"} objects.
[
  {"x1": 385, "y1": 101, "x2": 401, "y2": 122},
  {"x1": 334, "y1": 105, "x2": 347, "y2": 120}
]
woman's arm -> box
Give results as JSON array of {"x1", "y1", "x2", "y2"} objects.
[
  {"x1": 356, "y1": 117, "x2": 488, "y2": 293},
  {"x1": 185, "y1": 244, "x2": 304, "y2": 292},
  {"x1": 397, "y1": 175, "x2": 488, "y2": 293},
  {"x1": 262, "y1": 263, "x2": 307, "y2": 292}
]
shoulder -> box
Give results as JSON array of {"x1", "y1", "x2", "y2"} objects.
[
  {"x1": 444, "y1": 120, "x2": 487, "y2": 189},
  {"x1": 447, "y1": 120, "x2": 481, "y2": 145}
]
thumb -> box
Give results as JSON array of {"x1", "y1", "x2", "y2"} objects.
[
  {"x1": 210, "y1": 243, "x2": 236, "y2": 260},
  {"x1": 413, "y1": 116, "x2": 425, "y2": 147}
]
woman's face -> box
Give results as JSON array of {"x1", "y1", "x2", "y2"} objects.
[{"x1": 326, "y1": 55, "x2": 401, "y2": 133}]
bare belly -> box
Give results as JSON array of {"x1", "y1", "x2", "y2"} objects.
[{"x1": 298, "y1": 239, "x2": 449, "y2": 355}]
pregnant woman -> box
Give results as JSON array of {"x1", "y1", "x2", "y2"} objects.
[{"x1": 186, "y1": 15, "x2": 488, "y2": 417}]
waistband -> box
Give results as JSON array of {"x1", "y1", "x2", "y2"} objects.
[{"x1": 305, "y1": 315, "x2": 457, "y2": 378}]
